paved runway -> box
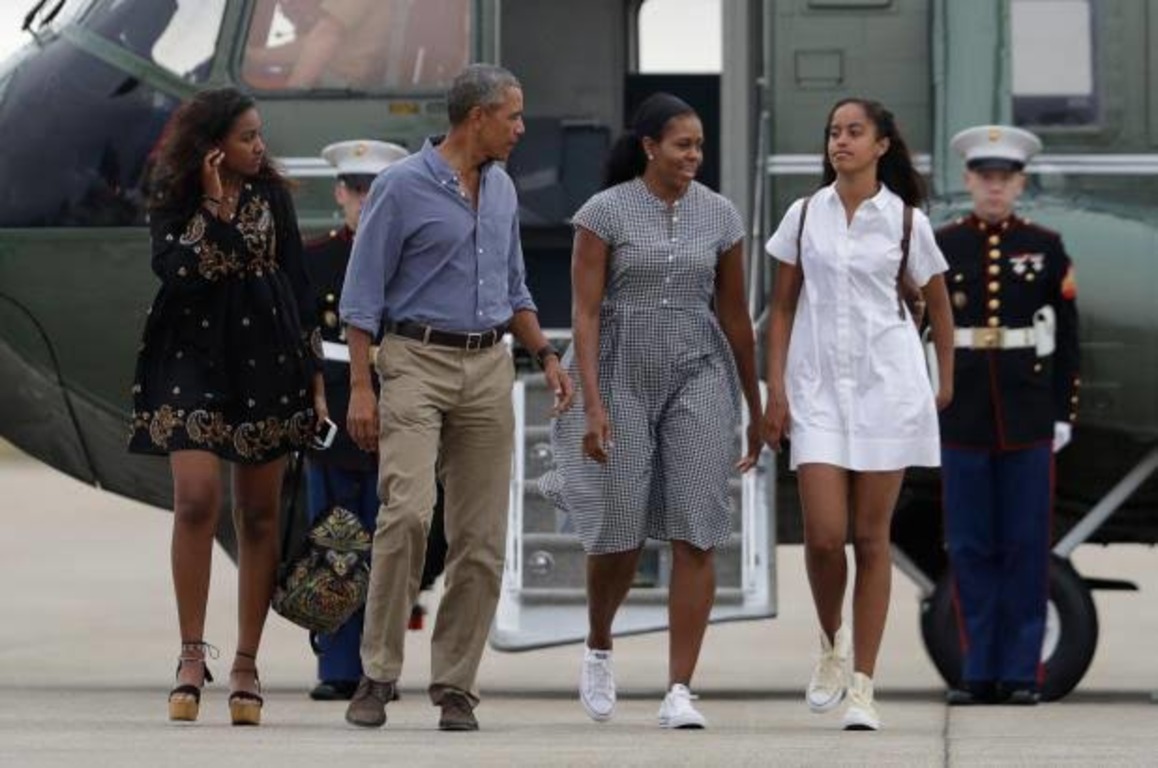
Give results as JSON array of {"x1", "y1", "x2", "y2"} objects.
[{"x1": 2, "y1": 452, "x2": 1156, "y2": 766}]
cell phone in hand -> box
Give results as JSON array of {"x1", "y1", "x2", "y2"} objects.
[{"x1": 312, "y1": 417, "x2": 338, "y2": 450}]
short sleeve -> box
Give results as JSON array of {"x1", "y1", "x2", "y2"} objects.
[
  {"x1": 717, "y1": 197, "x2": 746, "y2": 254},
  {"x1": 764, "y1": 197, "x2": 807, "y2": 266},
  {"x1": 571, "y1": 190, "x2": 618, "y2": 246},
  {"x1": 906, "y1": 209, "x2": 949, "y2": 287}
]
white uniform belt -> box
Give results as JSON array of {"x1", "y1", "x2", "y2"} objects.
[
  {"x1": 322, "y1": 340, "x2": 378, "y2": 363},
  {"x1": 953, "y1": 327, "x2": 1036, "y2": 350}
]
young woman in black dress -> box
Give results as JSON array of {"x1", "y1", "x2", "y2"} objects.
[{"x1": 129, "y1": 87, "x2": 326, "y2": 725}]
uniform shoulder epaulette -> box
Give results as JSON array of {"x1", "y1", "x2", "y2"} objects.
[
  {"x1": 934, "y1": 216, "x2": 970, "y2": 235},
  {"x1": 1017, "y1": 217, "x2": 1061, "y2": 240}
]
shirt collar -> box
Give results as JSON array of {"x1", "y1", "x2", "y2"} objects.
[
  {"x1": 421, "y1": 135, "x2": 496, "y2": 185},
  {"x1": 821, "y1": 181, "x2": 897, "y2": 212}
]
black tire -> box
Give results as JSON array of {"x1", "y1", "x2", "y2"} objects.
[{"x1": 920, "y1": 555, "x2": 1099, "y2": 701}]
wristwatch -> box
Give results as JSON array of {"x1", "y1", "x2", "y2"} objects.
[{"x1": 534, "y1": 343, "x2": 560, "y2": 369}]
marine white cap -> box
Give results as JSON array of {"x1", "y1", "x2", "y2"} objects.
[
  {"x1": 950, "y1": 125, "x2": 1043, "y2": 172},
  {"x1": 320, "y1": 139, "x2": 409, "y2": 177}
]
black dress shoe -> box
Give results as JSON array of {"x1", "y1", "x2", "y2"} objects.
[
  {"x1": 1002, "y1": 686, "x2": 1040, "y2": 705},
  {"x1": 946, "y1": 681, "x2": 999, "y2": 705},
  {"x1": 309, "y1": 679, "x2": 360, "y2": 701}
]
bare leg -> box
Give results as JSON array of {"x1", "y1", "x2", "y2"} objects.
[
  {"x1": 170, "y1": 450, "x2": 223, "y2": 687},
  {"x1": 230, "y1": 456, "x2": 286, "y2": 692},
  {"x1": 668, "y1": 541, "x2": 715, "y2": 687},
  {"x1": 797, "y1": 463, "x2": 851, "y2": 641},
  {"x1": 586, "y1": 548, "x2": 643, "y2": 650},
  {"x1": 848, "y1": 469, "x2": 905, "y2": 677}
]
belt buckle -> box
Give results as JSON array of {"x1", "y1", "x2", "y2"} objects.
[
  {"x1": 972, "y1": 327, "x2": 1004, "y2": 349},
  {"x1": 465, "y1": 332, "x2": 483, "y2": 350}
]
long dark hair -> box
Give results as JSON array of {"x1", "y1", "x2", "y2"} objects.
[
  {"x1": 148, "y1": 87, "x2": 286, "y2": 216},
  {"x1": 820, "y1": 98, "x2": 925, "y2": 208},
  {"x1": 603, "y1": 92, "x2": 696, "y2": 189}
]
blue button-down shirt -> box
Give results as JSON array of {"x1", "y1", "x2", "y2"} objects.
[{"x1": 339, "y1": 138, "x2": 536, "y2": 336}]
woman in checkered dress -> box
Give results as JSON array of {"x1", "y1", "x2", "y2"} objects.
[{"x1": 542, "y1": 93, "x2": 763, "y2": 728}]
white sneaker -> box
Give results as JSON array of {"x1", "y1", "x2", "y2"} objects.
[
  {"x1": 806, "y1": 625, "x2": 850, "y2": 713},
  {"x1": 842, "y1": 672, "x2": 881, "y2": 731},
  {"x1": 658, "y1": 683, "x2": 706, "y2": 729},
  {"x1": 579, "y1": 648, "x2": 616, "y2": 721}
]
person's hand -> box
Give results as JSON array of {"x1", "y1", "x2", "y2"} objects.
[
  {"x1": 543, "y1": 356, "x2": 574, "y2": 415},
  {"x1": 935, "y1": 382, "x2": 953, "y2": 411},
  {"x1": 761, "y1": 386, "x2": 790, "y2": 451},
  {"x1": 583, "y1": 406, "x2": 612, "y2": 464},
  {"x1": 346, "y1": 382, "x2": 379, "y2": 452},
  {"x1": 737, "y1": 420, "x2": 763, "y2": 472},
  {"x1": 1053, "y1": 421, "x2": 1073, "y2": 453},
  {"x1": 200, "y1": 148, "x2": 225, "y2": 202}
]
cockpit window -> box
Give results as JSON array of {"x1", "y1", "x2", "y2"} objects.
[
  {"x1": 241, "y1": 0, "x2": 471, "y2": 93},
  {"x1": 80, "y1": 0, "x2": 226, "y2": 84}
]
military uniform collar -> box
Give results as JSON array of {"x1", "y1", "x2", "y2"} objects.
[{"x1": 967, "y1": 212, "x2": 1018, "y2": 233}]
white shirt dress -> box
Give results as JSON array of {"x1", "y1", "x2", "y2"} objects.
[{"x1": 765, "y1": 183, "x2": 948, "y2": 471}]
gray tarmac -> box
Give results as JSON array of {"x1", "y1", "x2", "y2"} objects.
[{"x1": 2, "y1": 451, "x2": 1156, "y2": 767}]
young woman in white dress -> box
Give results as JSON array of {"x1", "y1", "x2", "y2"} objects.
[{"x1": 762, "y1": 98, "x2": 955, "y2": 730}]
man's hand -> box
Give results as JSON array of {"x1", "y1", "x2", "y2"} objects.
[
  {"x1": 1053, "y1": 421, "x2": 1073, "y2": 453},
  {"x1": 544, "y1": 355, "x2": 574, "y2": 416},
  {"x1": 346, "y1": 382, "x2": 379, "y2": 452}
]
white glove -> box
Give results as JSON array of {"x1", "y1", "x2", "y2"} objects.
[{"x1": 1053, "y1": 421, "x2": 1073, "y2": 453}]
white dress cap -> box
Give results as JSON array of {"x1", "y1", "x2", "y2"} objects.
[
  {"x1": 949, "y1": 125, "x2": 1043, "y2": 171},
  {"x1": 320, "y1": 139, "x2": 409, "y2": 176}
]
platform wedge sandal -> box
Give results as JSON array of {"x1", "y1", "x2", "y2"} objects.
[
  {"x1": 168, "y1": 641, "x2": 217, "y2": 722},
  {"x1": 228, "y1": 650, "x2": 263, "y2": 726}
]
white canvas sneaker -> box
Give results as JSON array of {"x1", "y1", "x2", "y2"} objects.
[
  {"x1": 806, "y1": 624, "x2": 850, "y2": 713},
  {"x1": 579, "y1": 647, "x2": 616, "y2": 722},
  {"x1": 658, "y1": 683, "x2": 707, "y2": 729},
  {"x1": 842, "y1": 672, "x2": 881, "y2": 731}
]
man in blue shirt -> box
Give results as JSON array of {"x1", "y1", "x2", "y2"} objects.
[{"x1": 340, "y1": 63, "x2": 573, "y2": 731}]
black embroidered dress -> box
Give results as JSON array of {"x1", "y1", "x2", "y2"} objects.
[{"x1": 129, "y1": 181, "x2": 322, "y2": 463}]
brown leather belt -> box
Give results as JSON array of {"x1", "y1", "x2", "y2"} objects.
[{"x1": 386, "y1": 320, "x2": 506, "y2": 350}]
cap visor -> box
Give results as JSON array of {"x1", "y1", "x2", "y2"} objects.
[{"x1": 966, "y1": 157, "x2": 1024, "y2": 172}]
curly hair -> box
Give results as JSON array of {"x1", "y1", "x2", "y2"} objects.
[{"x1": 148, "y1": 87, "x2": 287, "y2": 216}]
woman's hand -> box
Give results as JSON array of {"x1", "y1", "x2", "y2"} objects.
[
  {"x1": 582, "y1": 405, "x2": 613, "y2": 464},
  {"x1": 935, "y1": 382, "x2": 953, "y2": 411},
  {"x1": 736, "y1": 420, "x2": 763, "y2": 472},
  {"x1": 761, "y1": 385, "x2": 791, "y2": 450},
  {"x1": 200, "y1": 148, "x2": 225, "y2": 202}
]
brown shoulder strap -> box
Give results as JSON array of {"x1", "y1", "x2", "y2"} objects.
[
  {"x1": 795, "y1": 195, "x2": 811, "y2": 277},
  {"x1": 895, "y1": 205, "x2": 913, "y2": 319}
]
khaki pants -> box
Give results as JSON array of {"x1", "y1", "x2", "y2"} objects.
[{"x1": 359, "y1": 334, "x2": 514, "y2": 704}]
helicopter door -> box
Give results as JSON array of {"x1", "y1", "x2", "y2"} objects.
[{"x1": 489, "y1": 370, "x2": 777, "y2": 651}]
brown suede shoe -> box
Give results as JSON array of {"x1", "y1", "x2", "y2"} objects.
[
  {"x1": 438, "y1": 690, "x2": 479, "y2": 731},
  {"x1": 345, "y1": 676, "x2": 396, "y2": 728}
]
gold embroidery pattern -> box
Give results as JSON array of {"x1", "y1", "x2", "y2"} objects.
[
  {"x1": 236, "y1": 197, "x2": 278, "y2": 273},
  {"x1": 146, "y1": 405, "x2": 182, "y2": 449},
  {"x1": 197, "y1": 240, "x2": 243, "y2": 281},
  {"x1": 132, "y1": 407, "x2": 312, "y2": 460},
  {"x1": 185, "y1": 410, "x2": 232, "y2": 446},
  {"x1": 179, "y1": 213, "x2": 207, "y2": 246}
]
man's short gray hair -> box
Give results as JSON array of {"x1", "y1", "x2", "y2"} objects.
[{"x1": 447, "y1": 64, "x2": 521, "y2": 125}]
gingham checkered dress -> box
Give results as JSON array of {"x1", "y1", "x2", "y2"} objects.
[{"x1": 541, "y1": 178, "x2": 745, "y2": 554}]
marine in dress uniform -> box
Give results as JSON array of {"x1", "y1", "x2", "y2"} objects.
[
  {"x1": 936, "y1": 126, "x2": 1081, "y2": 705},
  {"x1": 301, "y1": 140, "x2": 448, "y2": 701}
]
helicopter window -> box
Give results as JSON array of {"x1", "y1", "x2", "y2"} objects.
[
  {"x1": 241, "y1": 0, "x2": 471, "y2": 93},
  {"x1": 1011, "y1": 0, "x2": 1098, "y2": 126},
  {"x1": 80, "y1": 0, "x2": 225, "y2": 83},
  {"x1": 636, "y1": 0, "x2": 721, "y2": 73}
]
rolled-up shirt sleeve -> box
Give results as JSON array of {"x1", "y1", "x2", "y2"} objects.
[
  {"x1": 506, "y1": 209, "x2": 536, "y2": 314},
  {"x1": 340, "y1": 178, "x2": 403, "y2": 335}
]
